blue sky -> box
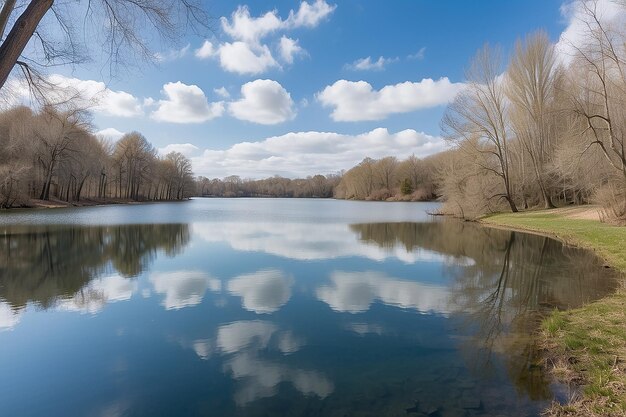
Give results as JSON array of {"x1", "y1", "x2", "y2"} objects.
[{"x1": 16, "y1": 0, "x2": 585, "y2": 178}]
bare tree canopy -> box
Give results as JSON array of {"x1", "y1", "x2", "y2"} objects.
[{"x1": 0, "y1": 0, "x2": 210, "y2": 93}]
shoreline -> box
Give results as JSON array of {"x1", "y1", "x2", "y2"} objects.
[
  {"x1": 480, "y1": 208, "x2": 626, "y2": 417},
  {"x1": 1, "y1": 198, "x2": 190, "y2": 211},
  {"x1": 2, "y1": 196, "x2": 439, "y2": 211}
]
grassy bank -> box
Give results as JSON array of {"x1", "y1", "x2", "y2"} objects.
[{"x1": 481, "y1": 208, "x2": 626, "y2": 416}]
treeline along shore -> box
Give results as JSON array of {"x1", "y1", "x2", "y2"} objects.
[{"x1": 0, "y1": 106, "x2": 195, "y2": 209}]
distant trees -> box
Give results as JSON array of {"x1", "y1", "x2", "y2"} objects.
[
  {"x1": 437, "y1": 0, "x2": 626, "y2": 221},
  {"x1": 0, "y1": 106, "x2": 194, "y2": 207},
  {"x1": 196, "y1": 174, "x2": 341, "y2": 199},
  {"x1": 334, "y1": 154, "x2": 437, "y2": 201}
]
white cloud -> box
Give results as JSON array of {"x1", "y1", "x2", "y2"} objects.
[
  {"x1": 228, "y1": 79, "x2": 295, "y2": 124},
  {"x1": 195, "y1": 40, "x2": 216, "y2": 59},
  {"x1": 151, "y1": 81, "x2": 224, "y2": 123},
  {"x1": 316, "y1": 271, "x2": 451, "y2": 314},
  {"x1": 217, "y1": 41, "x2": 279, "y2": 75},
  {"x1": 5, "y1": 74, "x2": 143, "y2": 117},
  {"x1": 191, "y1": 128, "x2": 447, "y2": 178},
  {"x1": 47, "y1": 75, "x2": 144, "y2": 117},
  {"x1": 96, "y1": 127, "x2": 125, "y2": 142},
  {"x1": 158, "y1": 143, "x2": 201, "y2": 158},
  {"x1": 408, "y1": 47, "x2": 426, "y2": 60},
  {"x1": 222, "y1": 6, "x2": 284, "y2": 44},
  {"x1": 155, "y1": 44, "x2": 190, "y2": 62},
  {"x1": 227, "y1": 269, "x2": 293, "y2": 313},
  {"x1": 222, "y1": 1, "x2": 335, "y2": 43},
  {"x1": 317, "y1": 78, "x2": 464, "y2": 121},
  {"x1": 346, "y1": 56, "x2": 397, "y2": 71},
  {"x1": 278, "y1": 36, "x2": 305, "y2": 64},
  {"x1": 150, "y1": 270, "x2": 221, "y2": 310},
  {"x1": 285, "y1": 0, "x2": 337, "y2": 28},
  {"x1": 556, "y1": 0, "x2": 626, "y2": 64},
  {"x1": 214, "y1": 87, "x2": 231, "y2": 98},
  {"x1": 197, "y1": 1, "x2": 334, "y2": 75}
]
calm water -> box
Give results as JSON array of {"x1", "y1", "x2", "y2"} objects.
[{"x1": 0, "y1": 198, "x2": 619, "y2": 417}]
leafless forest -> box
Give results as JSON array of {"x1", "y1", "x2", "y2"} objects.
[
  {"x1": 0, "y1": 106, "x2": 195, "y2": 207},
  {"x1": 438, "y1": 2, "x2": 626, "y2": 220}
]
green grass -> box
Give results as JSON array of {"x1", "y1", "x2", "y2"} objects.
[{"x1": 482, "y1": 210, "x2": 626, "y2": 416}]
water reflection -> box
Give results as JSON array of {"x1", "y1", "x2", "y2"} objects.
[
  {"x1": 350, "y1": 221, "x2": 620, "y2": 404},
  {"x1": 58, "y1": 274, "x2": 137, "y2": 314},
  {"x1": 193, "y1": 221, "x2": 461, "y2": 263},
  {"x1": 227, "y1": 269, "x2": 292, "y2": 314},
  {"x1": 150, "y1": 270, "x2": 221, "y2": 310},
  {"x1": 217, "y1": 320, "x2": 333, "y2": 406},
  {"x1": 0, "y1": 224, "x2": 190, "y2": 310},
  {"x1": 317, "y1": 271, "x2": 450, "y2": 314},
  {"x1": 350, "y1": 221, "x2": 618, "y2": 311},
  {"x1": 0, "y1": 206, "x2": 620, "y2": 417}
]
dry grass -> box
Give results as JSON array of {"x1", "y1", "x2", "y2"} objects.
[{"x1": 481, "y1": 209, "x2": 626, "y2": 417}]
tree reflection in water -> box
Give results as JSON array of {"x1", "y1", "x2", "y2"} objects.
[
  {"x1": 0, "y1": 224, "x2": 190, "y2": 310},
  {"x1": 349, "y1": 220, "x2": 619, "y2": 401}
]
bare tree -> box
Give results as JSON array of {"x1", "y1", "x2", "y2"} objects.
[
  {"x1": 0, "y1": 0, "x2": 209, "y2": 92},
  {"x1": 443, "y1": 44, "x2": 519, "y2": 212},
  {"x1": 507, "y1": 31, "x2": 559, "y2": 209},
  {"x1": 566, "y1": 0, "x2": 626, "y2": 216}
]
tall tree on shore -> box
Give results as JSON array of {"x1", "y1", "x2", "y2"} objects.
[
  {"x1": 506, "y1": 31, "x2": 559, "y2": 209},
  {"x1": 442, "y1": 44, "x2": 519, "y2": 212},
  {"x1": 567, "y1": 0, "x2": 626, "y2": 217}
]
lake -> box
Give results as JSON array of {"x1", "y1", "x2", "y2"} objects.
[{"x1": 0, "y1": 198, "x2": 619, "y2": 417}]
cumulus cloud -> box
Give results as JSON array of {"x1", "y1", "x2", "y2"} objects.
[
  {"x1": 278, "y1": 36, "x2": 305, "y2": 64},
  {"x1": 217, "y1": 41, "x2": 279, "y2": 75},
  {"x1": 196, "y1": 1, "x2": 334, "y2": 74},
  {"x1": 285, "y1": 0, "x2": 337, "y2": 28},
  {"x1": 151, "y1": 81, "x2": 224, "y2": 123},
  {"x1": 345, "y1": 56, "x2": 397, "y2": 71},
  {"x1": 190, "y1": 128, "x2": 447, "y2": 178},
  {"x1": 195, "y1": 40, "x2": 216, "y2": 58},
  {"x1": 5, "y1": 74, "x2": 143, "y2": 117},
  {"x1": 317, "y1": 78, "x2": 464, "y2": 121},
  {"x1": 158, "y1": 143, "x2": 201, "y2": 158},
  {"x1": 555, "y1": 0, "x2": 626, "y2": 64},
  {"x1": 96, "y1": 127, "x2": 125, "y2": 142},
  {"x1": 222, "y1": 6, "x2": 283, "y2": 44},
  {"x1": 214, "y1": 87, "x2": 231, "y2": 98},
  {"x1": 228, "y1": 79, "x2": 295, "y2": 124}
]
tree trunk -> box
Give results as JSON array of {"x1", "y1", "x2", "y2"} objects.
[{"x1": 0, "y1": 0, "x2": 54, "y2": 90}]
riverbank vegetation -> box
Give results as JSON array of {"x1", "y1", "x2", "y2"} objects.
[
  {"x1": 482, "y1": 209, "x2": 626, "y2": 416},
  {"x1": 438, "y1": 2, "x2": 626, "y2": 223},
  {"x1": 0, "y1": 106, "x2": 194, "y2": 208}
]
